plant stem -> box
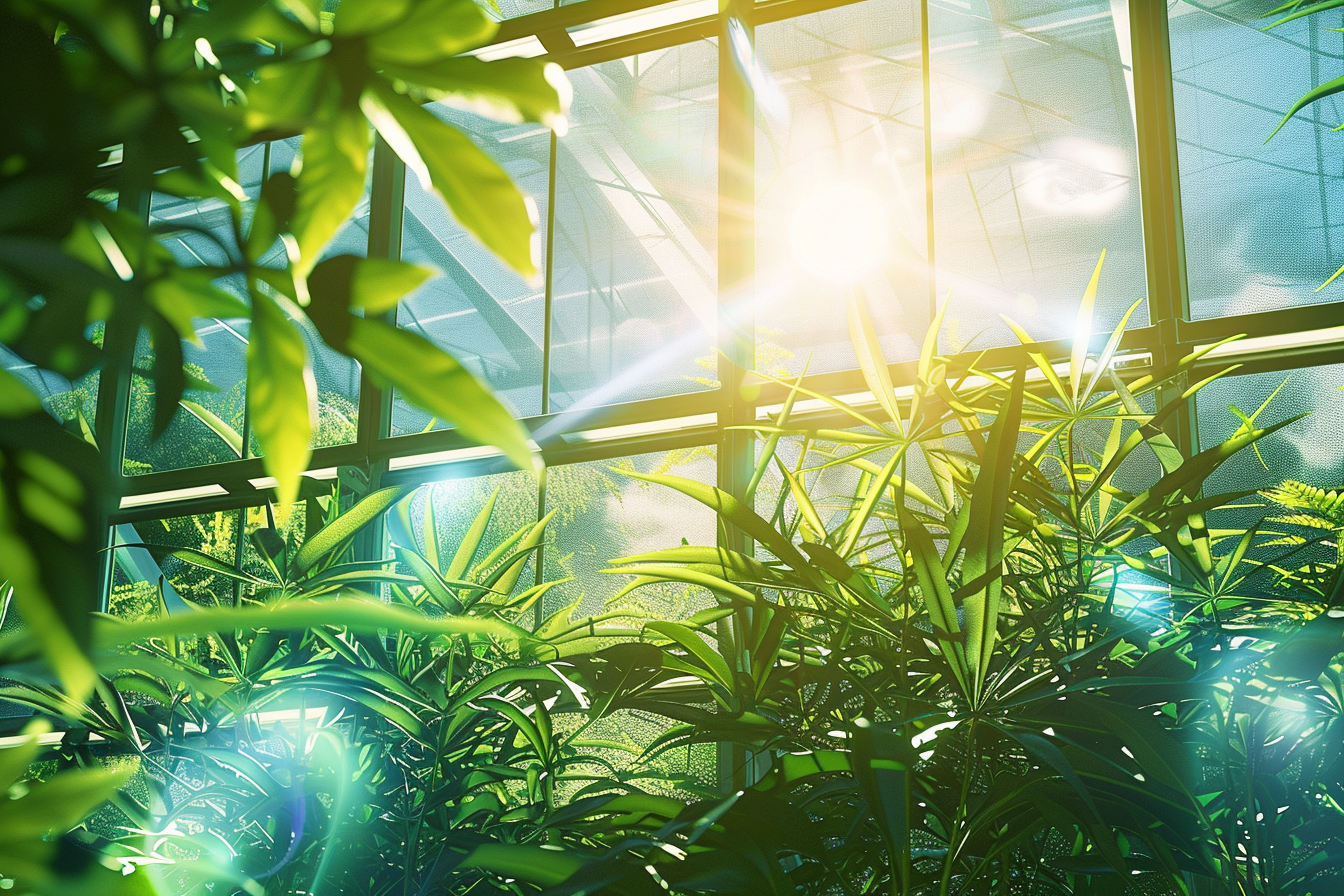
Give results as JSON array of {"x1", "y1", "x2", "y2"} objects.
[{"x1": 937, "y1": 719, "x2": 977, "y2": 896}]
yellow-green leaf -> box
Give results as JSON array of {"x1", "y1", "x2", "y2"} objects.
[{"x1": 247, "y1": 292, "x2": 314, "y2": 507}]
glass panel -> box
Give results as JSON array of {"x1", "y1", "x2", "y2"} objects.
[
  {"x1": 544, "y1": 446, "x2": 718, "y2": 794},
  {"x1": 551, "y1": 42, "x2": 718, "y2": 412},
  {"x1": 110, "y1": 510, "x2": 241, "y2": 616},
  {"x1": 543, "y1": 446, "x2": 716, "y2": 616},
  {"x1": 1171, "y1": 2, "x2": 1344, "y2": 320},
  {"x1": 1, "y1": 339, "x2": 99, "y2": 432},
  {"x1": 393, "y1": 109, "x2": 550, "y2": 432},
  {"x1": 1198, "y1": 364, "x2": 1344, "y2": 498},
  {"x1": 125, "y1": 145, "x2": 267, "y2": 475},
  {"x1": 756, "y1": 0, "x2": 929, "y2": 376},
  {"x1": 1197, "y1": 365, "x2": 1344, "y2": 594},
  {"x1": 930, "y1": 0, "x2": 1147, "y2": 351}
]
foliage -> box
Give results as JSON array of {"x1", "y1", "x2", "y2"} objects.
[
  {"x1": 0, "y1": 480, "x2": 713, "y2": 895},
  {"x1": 482, "y1": 265, "x2": 1343, "y2": 896},
  {"x1": 1, "y1": 260, "x2": 1333, "y2": 895},
  {"x1": 0, "y1": 0, "x2": 568, "y2": 700}
]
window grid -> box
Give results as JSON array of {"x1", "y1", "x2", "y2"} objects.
[{"x1": 102, "y1": 0, "x2": 1344, "y2": 537}]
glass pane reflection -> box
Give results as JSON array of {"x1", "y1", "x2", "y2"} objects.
[
  {"x1": 551, "y1": 42, "x2": 719, "y2": 412},
  {"x1": 929, "y1": 0, "x2": 1147, "y2": 351},
  {"x1": 1170, "y1": 1, "x2": 1344, "y2": 319}
]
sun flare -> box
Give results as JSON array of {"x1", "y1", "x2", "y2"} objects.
[{"x1": 789, "y1": 184, "x2": 889, "y2": 283}]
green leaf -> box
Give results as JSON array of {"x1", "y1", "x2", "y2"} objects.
[
  {"x1": 961, "y1": 368, "x2": 1024, "y2": 693},
  {"x1": 334, "y1": 0, "x2": 415, "y2": 33},
  {"x1": 645, "y1": 621, "x2": 734, "y2": 690},
  {"x1": 851, "y1": 720, "x2": 909, "y2": 887},
  {"x1": 248, "y1": 171, "x2": 297, "y2": 264},
  {"x1": 362, "y1": 80, "x2": 538, "y2": 280},
  {"x1": 394, "y1": 546, "x2": 464, "y2": 612},
  {"x1": 294, "y1": 486, "x2": 406, "y2": 577},
  {"x1": 0, "y1": 368, "x2": 41, "y2": 417},
  {"x1": 1080, "y1": 296, "x2": 1144, "y2": 404},
  {"x1": 247, "y1": 292, "x2": 314, "y2": 508},
  {"x1": 382, "y1": 56, "x2": 571, "y2": 133},
  {"x1": 364, "y1": 0, "x2": 498, "y2": 64},
  {"x1": 902, "y1": 510, "x2": 971, "y2": 696},
  {"x1": 909, "y1": 295, "x2": 950, "y2": 428},
  {"x1": 847, "y1": 287, "x2": 902, "y2": 431},
  {"x1": 448, "y1": 486, "x2": 498, "y2": 579},
  {"x1": 458, "y1": 843, "x2": 584, "y2": 888},
  {"x1": 345, "y1": 317, "x2": 533, "y2": 472},
  {"x1": 1070, "y1": 250, "x2": 1105, "y2": 405},
  {"x1": 307, "y1": 256, "x2": 435, "y2": 348},
  {"x1": 1268, "y1": 72, "x2": 1344, "y2": 141},
  {"x1": 292, "y1": 110, "x2": 371, "y2": 276},
  {"x1": 145, "y1": 268, "x2": 249, "y2": 344},
  {"x1": 89, "y1": 597, "x2": 529, "y2": 650},
  {"x1": 179, "y1": 399, "x2": 244, "y2": 457},
  {"x1": 129, "y1": 543, "x2": 267, "y2": 584}
]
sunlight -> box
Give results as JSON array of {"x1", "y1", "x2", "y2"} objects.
[{"x1": 789, "y1": 184, "x2": 889, "y2": 283}]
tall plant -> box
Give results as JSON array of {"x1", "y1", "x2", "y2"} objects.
[
  {"x1": 1, "y1": 0, "x2": 567, "y2": 701},
  {"x1": 512, "y1": 263, "x2": 1344, "y2": 895},
  {"x1": 0, "y1": 1, "x2": 569, "y2": 889}
]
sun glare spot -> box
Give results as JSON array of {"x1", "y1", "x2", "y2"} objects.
[{"x1": 789, "y1": 184, "x2": 888, "y2": 283}]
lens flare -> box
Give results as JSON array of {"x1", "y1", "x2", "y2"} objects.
[{"x1": 789, "y1": 184, "x2": 889, "y2": 283}]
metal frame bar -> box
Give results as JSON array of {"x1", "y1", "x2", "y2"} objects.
[{"x1": 105, "y1": 0, "x2": 1344, "y2": 556}]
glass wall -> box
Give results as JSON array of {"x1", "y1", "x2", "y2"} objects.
[
  {"x1": 552, "y1": 42, "x2": 719, "y2": 410},
  {"x1": 929, "y1": 0, "x2": 1146, "y2": 351},
  {"x1": 105, "y1": 0, "x2": 1344, "y2": 592},
  {"x1": 1170, "y1": 0, "x2": 1344, "y2": 320}
]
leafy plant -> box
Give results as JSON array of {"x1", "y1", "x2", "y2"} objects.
[
  {"x1": 1, "y1": 0, "x2": 567, "y2": 701},
  {"x1": 491, "y1": 264, "x2": 1344, "y2": 896}
]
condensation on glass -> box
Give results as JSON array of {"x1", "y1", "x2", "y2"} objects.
[
  {"x1": 928, "y1": 0, "x2": 1147, "y2": 351},
  {"x1": 550, "y1": 42, "x2": 719, "y2": 412},
  {"x1": 1170, "y1": 1, "x2": 1344, "y2": 320},
  {"x1": 543, "y1": 447, "x2": 719, "y2": 794},
  {"x1": 1196, "y1": 363, "x2": 1344, "y2": 594},
  {"x1": 1198, "y1": 363, "x2": 1344, "y2": 496},
  {"x1": 393, "y1": 106, "x2": 551, "y2": 432}
]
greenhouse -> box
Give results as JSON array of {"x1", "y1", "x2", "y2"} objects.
[{"x1": 1, "y1": 0, "x2": 1343, "y2": 893}]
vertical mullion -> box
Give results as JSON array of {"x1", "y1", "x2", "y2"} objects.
[
  {"x1": 534, "y1": 129, "x2": 560, "y2": 616},
  {"x1": 1129, "y1": 0, "x2": 1197, "y2": 456},
  {"x1": 362, "y1": 135, "x2": 406, "y2": 451},
  {"x1": 718, "y1": 0, "x2": 755, "y2": 791},
  {"x1": 920, "y1": 0, "x2": 937, "y2": 323},
  {"x1": 95, "y1": 186, "x2": 149, "y2": 611},
  {"x1": 231, "y1": 145, "x2": 275, "y2": 606},
  {"x1": 355, "y1": 135, "x2": 405, "y2": 564}
]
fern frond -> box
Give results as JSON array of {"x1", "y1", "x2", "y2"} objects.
[
  {"x1": 1260, "y1": 480, "x2": 1344, "y2": 526},
  {"x1": 1263, "y1": 513, "x2": 1341, "y2": 531}
]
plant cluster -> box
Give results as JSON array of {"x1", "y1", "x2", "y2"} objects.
[
  {"x1": 1, "y1": 1, "x2": 1343, "y2": 895},
  {"x1": 2, "y1": 274, "x2": 1340, "y2": 895}
]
